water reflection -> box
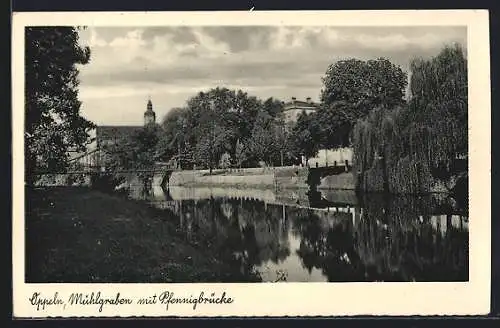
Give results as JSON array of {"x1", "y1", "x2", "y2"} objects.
[{"x1": 129, "y1": 184, "x2": 468, "y2": 282}]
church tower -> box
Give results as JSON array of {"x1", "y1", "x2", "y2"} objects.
[{"x1": 144, "y1": 98, "x2": 156, "y2": 126}]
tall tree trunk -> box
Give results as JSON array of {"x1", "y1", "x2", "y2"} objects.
[{"x1": 177, "y1": 141, "x2": 181, "y2": 170}]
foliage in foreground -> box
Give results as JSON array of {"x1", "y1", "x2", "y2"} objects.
[{"x1": 25, "y1": 27, "x2": 94, "y2": 185}]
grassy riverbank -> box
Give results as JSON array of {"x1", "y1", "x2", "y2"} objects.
[{"x1": 25, "y1": 186, "x2": 261, "y2": 283}]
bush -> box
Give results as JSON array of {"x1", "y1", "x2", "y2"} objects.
[{"x1": 218, "y1": 152, "x2": 232, "y2": 169}]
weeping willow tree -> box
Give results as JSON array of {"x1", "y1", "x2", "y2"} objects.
[
  {"x1": 408, "y1": 44, "x2": 468, "y2": 167},
  {"x1": 353, "y1": 43, "x2": 468, "y2": 193}
]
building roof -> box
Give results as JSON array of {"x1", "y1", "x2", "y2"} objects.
[
  {"x1": 96, "y1": 125, "x2": 143, "y2": 145},
  {"x1": 283, "y1": 99, "x2": 319, "y2": 111}
]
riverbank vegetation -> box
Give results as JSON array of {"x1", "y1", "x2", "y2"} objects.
[
  {"x1": 25, "y1": 187, "x2": 261, "y2": 282},
  {"x1": 352, "y1": 44, "x2": 467, "y2": 193}
]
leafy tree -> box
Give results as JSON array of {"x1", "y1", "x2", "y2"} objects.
[
  {"x1": 103, "y1": 126, "x2": 161, "y2": 186},
  {"x1": 314, "y1": 101, "x2": 354, "y2": 149},
  {"x1": 131, "y1": 127, "x2": 161, "y2": 170},
  {"x1": 272, "y1": 116, "x2": 291, "y2": 166},
  {"x1": 320, "y1": 58, "x2": 407, "y2": 121},
  {"x1": 194, "y1": 124, "x2": 231, "y2": 173},
  {"x1": 156, "y1": 87, "x2": 286, "y2": 170},
  {"x1": 289, "y1": 111, "x2": 321, "y2": 165},
  {"x1": 407, "y1": 43, "x2": 468, "y2": 164},
  {"x1": 232, "y1": 90, "x2": 261, "y2": 140},
  {"x1": 104, "y1": 126, "x2": 160, "y2": 171},
  {"x1": 186, "y1": 88, "x2": 237, "y2": 151},
  {"x1": 25, "y1": 27, "x2": 94, "y2": 184},
  {"x1": 262, "y1": 97, "x2": 284, "y2": 117},
  {"x1": 158, "y1": 108, "x2": 195, "y2": 168},
  {"x1": 248, "y1": 110, "x2": 278, "y2": 165},
  {"x1": 219, "y1": 152, "x2": 232, "y2": 169},
  {"x1": 158, "y1": 108, "x2": 185, "y2": 158},
  {"x1": 234, "y1": 138, "x2": 247, "y2": 169}
]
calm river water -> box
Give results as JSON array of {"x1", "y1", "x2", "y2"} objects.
[{"x1": 128, "y1": 184, "x2": 468, "y2": 282}]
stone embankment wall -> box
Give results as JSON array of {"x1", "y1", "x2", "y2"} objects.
[
  {"x1": 194, "y1": 173, "x2": 276, "y2": 187},
  {"x1": 33, "y1": 168, "x2": 357, "y2": 191},
  {"x1": 167, "y1": 166, "x2": 308, "y2": 189},
  {"x1": 317, "y1": 173, "x2": 356, "y2": 190},
  {"x1": 166, "y1": 166, "x2": 357, "y2": 190}
]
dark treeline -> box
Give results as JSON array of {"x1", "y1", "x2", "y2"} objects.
[{"x1": 156, "y1": 88, "x2": 293, "y2": 170}]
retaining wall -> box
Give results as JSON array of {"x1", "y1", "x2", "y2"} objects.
[
  {"x1": 317, "y1": 172, "x2": 356, "y2": 190},
  {"x1": 194, "y1": 174, "x2": 276, "y2": 187},
  {"x1": 167, "y1": 167, "x2": 354, "y2": 190},
  {"x1": 167, "y1": 166, "x2": 309, "y2": 189}
]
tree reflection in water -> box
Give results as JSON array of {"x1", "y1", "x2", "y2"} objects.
[
  {"x1": 291, "y1": 194, "x2": 468, "y2": 282},
  {"x1": 170, "y1": 197, "x2": 292, "y2": 281},
  {"x1": 292, "y1": 210, "x2": 366, "y2": 281},
  {"x1": 135, "y1": 184, "x2": 468, "y2": 282}
]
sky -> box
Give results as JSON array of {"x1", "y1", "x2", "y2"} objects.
[{"x1": 76, "y1": 26, "x2": 467, "y2": 126}]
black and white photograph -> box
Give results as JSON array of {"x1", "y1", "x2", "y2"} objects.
[{"x1": 13, "y1": 10, "x2": 490, "y2": 317}]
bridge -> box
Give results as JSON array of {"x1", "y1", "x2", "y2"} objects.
[
  {"x1": 307, "y1": 162, "x2": 352, "y2": 187},
  {"x1": 32, "y1": 146, "x2": 178, "y2": 187}
]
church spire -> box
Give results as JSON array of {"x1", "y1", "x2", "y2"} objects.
[
  {"x1": 147, "y1": 97, "x2": 153, "y2": 111},
  {"x1": 144, "y1": 97, "x2": 156, "y2": 126}
]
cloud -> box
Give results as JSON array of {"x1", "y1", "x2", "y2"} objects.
[
  {"x1": 86, "y1": 28, "x2": 108, "y2": 48},
  {"x1": 76, "y1": 25, "x2": 467, "y2": 125},
  {"x1": 352, "y1": 32, "x2": 454, "y2": 51}
]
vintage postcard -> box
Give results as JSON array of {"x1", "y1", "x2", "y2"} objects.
[{"x1": 12, "y1": 10, "x2": 491, "y2": 317}]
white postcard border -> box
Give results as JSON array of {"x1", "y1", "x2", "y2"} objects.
[{"x1": 12, "y1": 10, "x2": 491, "y2": 317}]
